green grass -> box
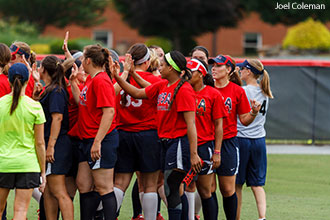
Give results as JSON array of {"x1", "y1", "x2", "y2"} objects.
[{"x1": 5, "y1": 154, "x2": 330, "y2": 219}]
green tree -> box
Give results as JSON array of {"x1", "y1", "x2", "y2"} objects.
[
  {"x1": 114, "y1": 0, "x2": 242, "y2": 55},
  {"x1": 0, "y1": 0, "x2": 109, "y2": 30},
  {"x1": 243, "y1": 0, "x2": 329, "y2": 25}
]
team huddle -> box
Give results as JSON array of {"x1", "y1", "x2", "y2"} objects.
[{"x1": 0, "y1": 32, "x2": 273, "y2": 220}]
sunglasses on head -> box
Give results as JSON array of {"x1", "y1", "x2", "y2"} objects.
[{"x1": 10, "y1": 45, "x2": 30, "y2": 61}]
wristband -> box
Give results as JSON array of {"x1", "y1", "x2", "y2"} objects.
[
  {"x1": 249, "y1": 110, "x2": 258, "y2": 116},
  {"x1": 214, "y1": 150, "x2": 221, "y2": 155}
]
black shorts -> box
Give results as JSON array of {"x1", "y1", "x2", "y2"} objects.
[
  {"x1": 45, "y1": 135, "x2": 72, "y2": 176},
  {"x1": 0, "y1": 173, "x2": 40, "y2": 189},
  {"x1": 79, "y1": 129, "x2": 119, "y2": 170},
  {"x1": 66, "y1": 137, "x2": 81, "y2": 178},
  {"x1": 160, "y1": 136, "x2": 191, "y2": 173},
  {"x1": 115, "y1": 129, "x2": 161, "y2": 173},
  {"x1": 216, "y1": 137, "x2": 239, "y2": 176},
  {"x1": 198, "y1": 141, "x2": 215, "y2": 175}
]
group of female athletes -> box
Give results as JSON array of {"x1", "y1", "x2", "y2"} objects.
[{"x1": 0, "y1": 33, "x2": 273, "y2": 220}]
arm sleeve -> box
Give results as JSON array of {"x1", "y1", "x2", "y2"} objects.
[
  {"x1": 145, "y1": 80, "x2": 164, "y2": 102},
  {"x1": 34, "y1": 102, "x2": 46, "y2": 125}
]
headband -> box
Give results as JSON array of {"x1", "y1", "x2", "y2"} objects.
[
  {"x1": 165, "y1": 53, "x2": 181, "y2": 72},
  {"x1": 238, "y1": 60, "x2": 264, "y2": 75},
  {"x1": 135, "y1": 49, "x2": 150, "y2": 65},
  {"x1": 187, "y1": 58, "x2": 207, "y2": 76},
  {"x1": 10, "y1": 44, "x2": 30, "y2": 60},
  {"x1": 73, "y1": 51, "x2": 83, "y2": 60}
]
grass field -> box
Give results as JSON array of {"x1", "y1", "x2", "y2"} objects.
[{"x1": 5, "y1": 154, "x2": 330, "y2": 220}]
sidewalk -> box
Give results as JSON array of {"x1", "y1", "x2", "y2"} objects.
[{"x1": 267, "y1": 145, "x2": 330, "y2": 155}]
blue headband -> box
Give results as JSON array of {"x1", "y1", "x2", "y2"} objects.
[
  {"x1": 10, "y1": 44, "x2": 30, "y2": 60},
  {"x1": 237, "y1": 60, "x2": 264, "y2": 75}
]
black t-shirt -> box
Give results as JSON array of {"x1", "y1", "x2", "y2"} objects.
[{"x1": 40, "y1": 86, "x2": 69, "y2": 138}]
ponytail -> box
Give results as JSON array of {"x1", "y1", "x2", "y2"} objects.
[
  {"x1": 10, "y1": 75, "x2": 23, "y2": 115},
  {"x1": 247, "y1": 59, "x2": 273, "y2": 98},
  {"x1": 229, "y1": 68, "x2": 242, "y2": 86},
  {"x1": 260, "y1": 70, "x2": 273, "y2": 98},
  {"x1": 168, "y1": 67, "x2": 192, "y2": 110},
  {"x1": 102, "y1": 48, "x2": 112, "y2": 80},
  {"x1": 39, "y1": 56, "x2": 68, "y2": 100},
  {"x1": 29, "y1": 51, "x2": 36, "y2": 65},
  {"x1": 203, "y1": 74, "x2": 214, "y2": 87}
]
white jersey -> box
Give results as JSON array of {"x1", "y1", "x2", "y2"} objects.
[{"x1": 237, "y1": 85, "x2": 269, "y2": 138}]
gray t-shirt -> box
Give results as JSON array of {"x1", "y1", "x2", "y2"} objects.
[{"x1": 237, "y1": 85, "x2": 269, "y2": 138}]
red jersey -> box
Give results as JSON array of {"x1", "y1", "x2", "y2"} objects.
[
  {"x1": 145, "y1": 79, "x2": 196, "y2": 139},
  {"x1": 116, "y1": 71, "x2": 161, "y2": 132},
  {"x1": 215, "y1": 82, "x2": 250, "y2": 140},
  {"x1": 77, "y1": 72, "x2": 116, "y2": 139},
  {"x1": 195, "y1": 86, "x2": 228, "y2": 145},
  {"x1": 25, "y1": 74, "x2": 34, "y2": 97},
  {"x1": 67, "y1": 81, "x2": 85, "y2": 137},
  {"x1": 0, "y1": 74, "x2": 11, "y2": 97}
]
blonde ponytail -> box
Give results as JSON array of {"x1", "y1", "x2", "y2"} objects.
[{"x1": 247, "y1": 59, "x2": 273, "y2": 98}]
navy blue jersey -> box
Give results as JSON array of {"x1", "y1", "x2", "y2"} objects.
[{"x1": 40, "y1": 87, "x2": 69, "y2": 138}]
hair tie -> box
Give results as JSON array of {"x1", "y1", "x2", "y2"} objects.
[{"x1": 56, "y1": 62, "x2": 60, "y2": 67}]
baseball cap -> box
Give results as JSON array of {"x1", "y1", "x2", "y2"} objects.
[
  {"x1": 237, "y1": 59, "x2": 264, "y2": 75},
  {"x1": 8, "y1": 63, "x2": 29, "y2": 84},
  {"x1": 187, "y1": 58, "x2": 208, "y2": 76},
  {"x1": 208, "y1": 55, "x2": 235, "y2": 70}
]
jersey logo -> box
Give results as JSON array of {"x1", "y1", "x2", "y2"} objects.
[
  {"x1": 196, "y1": 99, "x2": 206, "y2": 116},
  {"x1": 157, "y1": 92, "x2": 172, "y2": 111},
  {"x1": 224, "y1": 97, "x2": 232, "y2": 113},
  {"x1": 79, "y1": 86, "x2": 88, "y2": 106}
]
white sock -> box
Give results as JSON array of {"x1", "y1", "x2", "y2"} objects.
[
  {"x1": 96, "y1": 201, "x2": 103, "y2": 211},
  {"x1": 32, "y1": 188, "x2": 41, "y2": 203},
  {"x1": 142, "y1": 192, "x2": 158, "y2": 220},
  {"x1": 185, "y1": 191, "x2": 195, "y2": 220},
  {"x1": 139, "y1": 192, "x2": 144, "y2": 206},
  {"x1": 114, "y1": 187, "x2": 125, "y2": 212},
  {"x1": 194, "y1": 191, "x2": 202, "y2": 215}
]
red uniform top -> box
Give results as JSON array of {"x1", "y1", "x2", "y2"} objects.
[
  {"x1": 116, "y1": 71, "x2": 161, "y2": 132},
  {"x1": 77, "y1": 72, "x2": 116, "y2": 139},
  {"x1": 25, "y1": 74, "x2": 35, "y2": 97},
  {"x1": 67, "y1": 81, "x2": 85, "y2": 137},
  {"x1": 0, "y1": 74, "x2": 11, "y2": 97},
  {"x1": 145, "y1": 79, "x2": 196, "y2": 139},
  {"x1": 195, "y1": 86, "x2": 228, "y2": 146},
  {"x1": 215, "y1": 82, "x2": 250, "y2": 140}
]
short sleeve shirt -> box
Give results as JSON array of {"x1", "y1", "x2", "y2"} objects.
[
  {"x1": 215, "y1": 82, "x2": 251, "y2": 139},
  {"x1": 77, "y1": 72, "x2": 116, "y2": 139},
  {"x1": 145, "y1": 80, "x2": 196, "y2": 139},
  {"x1": 0, "y1": 95, "x2": 46, "y2": 172}
]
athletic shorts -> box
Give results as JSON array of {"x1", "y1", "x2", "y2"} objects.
[
  {"x1": 236, "y1": 137, "x2": 267, "y2": 186},
  {"x1": 0, "y1": 173, "x2": 40, "y2": 189},
  {"x1": 160, "y1": 136, "x2": 191, "y2": 173},
  {"x1": 45, "y1": 135, "x2": 72, "y2": 176},
  {"x1": 79, "y1": 129, "x2": 119, "y2": 170},
  {"x1": 66, "y1": 137, "x2": 81, "y2": 178},
  {"x1": 198, "y1": 141, "x2": 215, "y2": 175},
  {"x1": 115, "y1": 129, "x2": 161, "y2": 173},
  {"x1": 215, "y1": 137, "x2": 239, "y2": 176}
]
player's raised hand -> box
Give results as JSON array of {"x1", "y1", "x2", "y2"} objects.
[
  {"x1": 251, "y1": 99, "x2": 261, "y2": 114},
  {"x1": 62, "y1": 31, "x2": 69, "y2": 52}
]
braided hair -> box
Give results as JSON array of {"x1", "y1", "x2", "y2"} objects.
[{"x1": 165, "y1": 51, "x2": 192, "y2": 110}]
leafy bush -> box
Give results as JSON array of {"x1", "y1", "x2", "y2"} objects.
[
  {"x1": 145, "y1": 37, "x2": 172, "y2": 53},
  {"x1": 283, "y1": 18, "x2": 330, "y2": 51},
  {"x1": 30, "y1": 44, "x2": 51, "y2": 54}
]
